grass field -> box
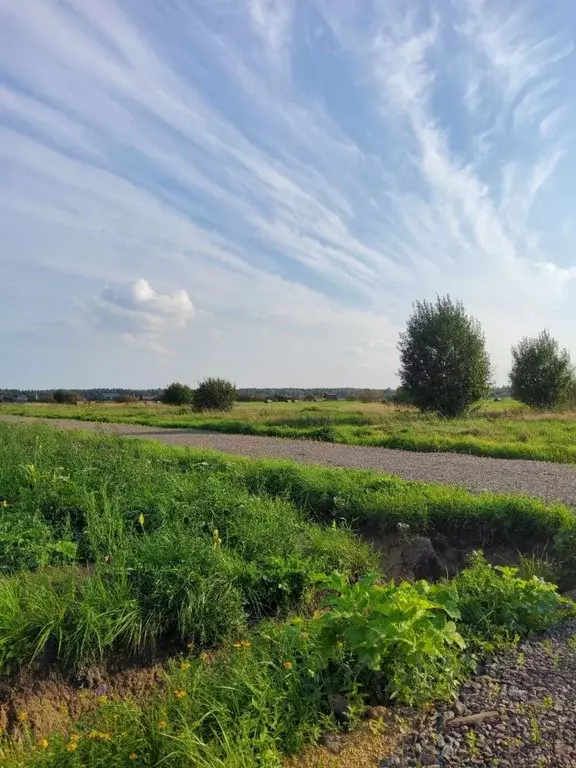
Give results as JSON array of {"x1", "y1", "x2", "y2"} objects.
[
  {"x1": 1, "y1": 421, "x2": 574, "y2": 766},
  {"x1": 4, "y1": 397, "x2": 576, "y2": 463}
]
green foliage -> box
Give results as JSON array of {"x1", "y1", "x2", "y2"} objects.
[
  {"x1": 453, "y1": 552, "x2": 569, "y2": 646},
  {"x1": 510, "y1": 330, "x2": 574, "y2": 409},
  {"x1": 125, "y1": 531, "x2": 247, "y2": 647},
  {"x1": 315, "y1": 572, "x2": 466, "y2": 705},
  {"x1": 52, "y1": 389, "x2": 80, "y2": 405},
  {"x1": 398, "y1": 295, "x2": 491, "y2": 417},
  {"x1": 193, "y1": 377, "x2": 237, "y2": 411},
  {"x1": 0, "y1": 423, "x2": 374, "y2": 675},
  {"x1": 161, "y1": 381, "x2": 193, "y2": 405}
]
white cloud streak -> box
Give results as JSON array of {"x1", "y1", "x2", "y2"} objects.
[{"x1": 0, "y1": 0, "x2": 575, "y2": 385}]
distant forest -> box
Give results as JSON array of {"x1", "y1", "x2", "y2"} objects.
[{"x1": 0, "y1": 385, "x2": 512, "y2": 403}]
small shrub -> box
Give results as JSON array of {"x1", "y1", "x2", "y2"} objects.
[
  {"x1": 453, "y1": 552, "x2": 569, "y2": 646},
  {"x1": 52, "y1": 389, "x2": 80, "y2": 405},
  {"x1": 192, "y1": 378, "x2": 237, "y2": 411},
  {"x1": 161, "y1": 382, "x2": 193, "y2": 405}
]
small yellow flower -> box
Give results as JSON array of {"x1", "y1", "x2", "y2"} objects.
[
  {"x1": 97, "y1": 695, "x2": 108, "y2": 704},
  {"x1": 129, "y1": 753, "x2": 137, "y2": 760},
  {"x1": 174, "y1": 689, "x2": 186, "y2": 699},
  {"x1": 199, "y1": 651, "x2": 213, "y2": 663},
  {"x1": 291, "y1": 617, "x2": 303, "y2": 625},
  {"x1": 158, "y1": 720, "x2": 167, "y2": 729},
  {"x1": 66, "y1": 742, "x2": 78, "y2": 752},
  {"x1": 212, "y1": 528, "x2": 222, "y2": 549},
  {"x1": 262, "y1": 634, "x2": 272, "y2": 641},
  {"x1": 38, "y1": 738, "x2": 49, "y2": 749},
  {"x1": 1, "y1": 500, "x2": 8, "y2": 508},
  {"x1": 17, "y1": 711, "x2": 27, "y2": 722},
  {"x1": 180, "y1": 662, "x2": 191, "y2": 671},
  {"x1": 186, "y1": 642, "x2": 194, "y2": 649},
  {"x1": 283, "y1": 661, "x2": 293, "y2": 670},
  {"x1": 138, "y1": 513, "x2": 145, "y2": 527},
  {"x1": 232, "y1": 640, "x2": 251, "y2": 649},
  {"x1": 70, "y1": 734, "x2": 80, "y2": 742}
]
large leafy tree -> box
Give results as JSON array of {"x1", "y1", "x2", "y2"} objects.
[
  {"x1": 510, "y1": 330, "x2": 574, "y2": 409},
  {"x1": 398, "y1": 296, "x2": 491, "y2": 417}
]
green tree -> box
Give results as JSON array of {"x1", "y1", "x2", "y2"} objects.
[
  {"x1": 398, "y1": 296, "x2": 491, "y2": 417},
  {"x1": 161, "y1": 382, "x2": 193, "y2": 406},
  {"x1": 192, "y1": 378, "x2": 237, "y2": 411},
  {"x1": 53, "y1": 389, "x2": 80, "y2": 405},
  {"x1": 510, "y1": 330, "x2": 574, "y2": 409}
]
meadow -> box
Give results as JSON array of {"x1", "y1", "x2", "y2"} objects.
[
  {"x1": 0, "y1": 421, "x2": 574, "y2": 767},
  {"x1": 4, "y1": 397, "x2": 576, "y2": 463}
]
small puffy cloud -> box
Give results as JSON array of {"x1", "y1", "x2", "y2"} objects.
[{"x1": 89, "y1": 279, "x2": 195, "y2": 345}]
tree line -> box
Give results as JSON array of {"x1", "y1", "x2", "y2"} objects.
[{"x1": 398, "y1": 295, "x2": 574, "y2": 417}]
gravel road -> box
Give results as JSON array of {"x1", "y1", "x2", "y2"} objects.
[
  {"x1": 2, "y1": 414, "x2": 576, "y2": 506},
  {"x1": 386, "y1": 619, "x2": 576, "y2": 767}
]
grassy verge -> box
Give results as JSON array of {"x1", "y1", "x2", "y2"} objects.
[
  {"x1": 1, "y1": 422, "x2": 575, "y2": 766},
  {"x1": 2, "y1": 558, "x2": 572, "y2": 768},
  {"x1": 5, "y1": 400, "x2": 576, "y2": 463}
]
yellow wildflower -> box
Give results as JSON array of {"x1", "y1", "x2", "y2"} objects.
[
  {"x1": 212, "y1": 528, "x2": 222, "y2": 549},
  {"x1": 232, "y1": 640, "x2": 251, "y2": 649},
  {"x1": 283, "y1": 661, "x2": 293, "y2": 670},
  {"x1": 137, "y1": 513, "x2": 145, "y2": 527},
  {"x1": 180, "y1": 662, "x2": 191, "y2": 671},
  {"x1": 17, "y1": 711, "x2": 27, "y2": 722},
  {"x1": 38, "y1": 738, "x2": 49, "y2": 749},
  {"x1": 97, "y1": 695, "x2": 108, "y2": 704},
  {"x1": 66, "y1": 742, "x2": 78, "y2": 753},
  {"x1": 174, "y1": 689, "x2": 186, "y2": 699},
  {"x1": 129, "y1": 753, "x2": 137, "y2": 760},
  {"x1": 158, "y1": 720, "x2": 167, "y2": 729}
]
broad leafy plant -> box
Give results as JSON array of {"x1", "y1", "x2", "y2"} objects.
[{"x1": 314, "y1": 572, "x2": 467, "y2": 705}]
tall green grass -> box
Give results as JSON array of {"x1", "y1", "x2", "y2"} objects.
[
  {"x1": 1, "y1": 422, "x2": 575, "y2": 767},
  {"x1": 0, "y1": 423, "x2": 375, "y2": 674}
]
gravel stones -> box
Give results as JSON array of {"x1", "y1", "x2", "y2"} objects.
[{"x1": 389, "y1": 620, "x2": 576, "y2": 767}]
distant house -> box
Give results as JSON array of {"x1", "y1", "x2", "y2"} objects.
[{"x1": 324, "y1": 393, "x2": 339, "y2": 401}]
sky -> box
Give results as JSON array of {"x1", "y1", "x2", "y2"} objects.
[{"x1": 1, "y1": 0, "x2": 576, "y2": 389}]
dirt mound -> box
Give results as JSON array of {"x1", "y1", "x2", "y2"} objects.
[{"x1": 0, "y1": 663, "x2": 165, "y2": 739}]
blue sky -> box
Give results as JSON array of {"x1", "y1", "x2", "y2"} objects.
[{"x1": 1, "y1": 0, "x2": 576, "y2": 388}]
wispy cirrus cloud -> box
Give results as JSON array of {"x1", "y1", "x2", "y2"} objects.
[{"x1": 0, "y1": 0, "x2": 575, "y2": 387}]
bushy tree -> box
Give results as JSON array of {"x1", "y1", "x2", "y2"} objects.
[
  {"x1": 398, "y1": 296, "x2": 491, "y2": 417},
  {"x1": 53, "y1": 389, "x2": 80, "y2": 405},
  {"x1": 161, "y1": 382, "x2": 193, "y2": 406},
  {"x1": 192, "y1": 378, "x2": 237, "y2": 411},
  {"x1": 510, "y1": 330, "x2": 574, "y2": 409}
]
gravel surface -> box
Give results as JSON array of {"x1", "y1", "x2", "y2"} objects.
[
  {"x1": 2, "y1": 414, "x2": 576, "y2": 506},
  {"x1": 384, "y1": 620, "x2": 576, "y2": 768}
]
